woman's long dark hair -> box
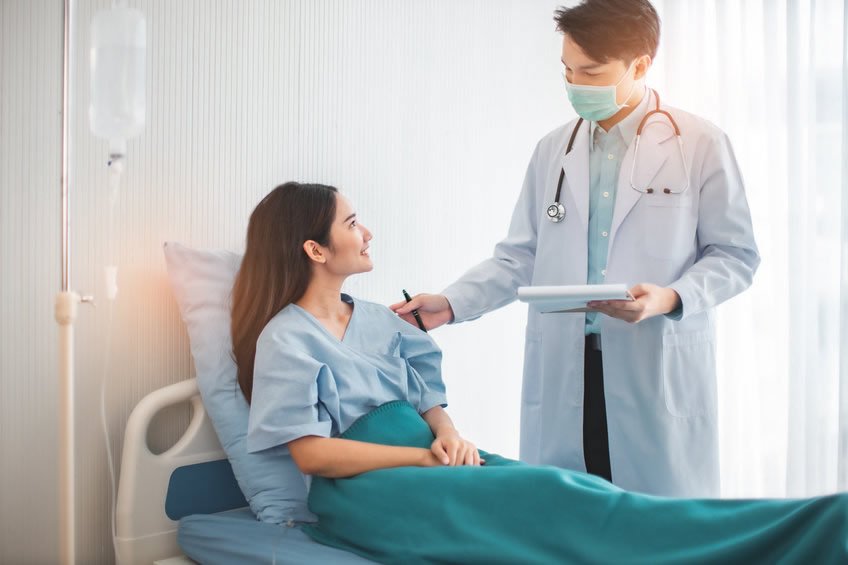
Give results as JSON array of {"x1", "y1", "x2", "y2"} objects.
[{"x1": 231, "y1": 182, "x2": 338, "y2": 403}]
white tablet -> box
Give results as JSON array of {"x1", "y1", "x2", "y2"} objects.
[{"x1": 517, "y1": 284, "x2": 634, "y2": 313}]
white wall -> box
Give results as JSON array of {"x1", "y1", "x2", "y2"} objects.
[
  {"x1": 1, "y1": 2, "x2": 63, "y2": 564},
  {"x1": 1, "y1": 1, "x2": 568, "y2": 562}
]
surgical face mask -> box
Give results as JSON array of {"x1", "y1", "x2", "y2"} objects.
[{"x1": 564, "y1": 61, "x2": 637, "y2": 122}]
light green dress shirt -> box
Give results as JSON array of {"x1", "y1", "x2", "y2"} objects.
[{"x1": 585, "y1": 90, "x2": 651, "y2": 335}]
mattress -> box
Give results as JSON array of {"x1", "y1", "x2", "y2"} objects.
[{"x1": 178, "y1": 508, "x2": 377, "y2": 564}]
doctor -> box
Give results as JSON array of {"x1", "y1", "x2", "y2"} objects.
[{"x1": 392, "y1": 0, "x2": 759, "y2": 497}]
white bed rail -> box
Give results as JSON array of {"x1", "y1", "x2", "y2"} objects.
[{"x1": 115, "y1": 378, "x2": 225, "y2": 565}]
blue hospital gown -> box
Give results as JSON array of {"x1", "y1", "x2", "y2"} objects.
[{"x1": 246, "y1": 294, "x2": 447, "y2": 454}]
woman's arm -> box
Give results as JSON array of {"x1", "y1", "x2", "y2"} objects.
[
  {"x1": 289, "y1": 407, "x2": 482, "y2": 477},
  {"x1": 422, "y1": 405, "x2": 458, "y2": 437},
  {"x1": 287, "y1": 435, "x2": 443, "y2": 478},
  {"x1": 422, "y1": 406, "x2": 482, "y2": 467}
]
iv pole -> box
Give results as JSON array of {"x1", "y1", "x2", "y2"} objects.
[
  {"x1": 55, "y1": 0, "x2": 77, "y2": 561},
  {"x1": 55, "y1": 1, "x2": 92, "y2": 563},
  {"x1": 55, "y1": 0, "x2": 77, "y2": 560}
]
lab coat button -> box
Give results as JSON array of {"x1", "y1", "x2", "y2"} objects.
[
  {"x1": 607, "y1": 154, "x2": 614, "y2": 160},
  {"x1": 603, "y1": 191, "x2": 609, "y2": 198},
  {"x1": 602, "y1": 231, "x2": 608, "y2": 237}
]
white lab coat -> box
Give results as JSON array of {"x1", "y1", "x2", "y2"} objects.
[{"x1": 442, "y1": 104, "x2": 760, "y2": 497}]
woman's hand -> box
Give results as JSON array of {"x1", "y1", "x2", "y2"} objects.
[
  {"x1": 389, "y1": 293, "x2": 455, "y2": 331},
  {"x1": 430, "y1": 429, "x2": 483, "y2": 466}
]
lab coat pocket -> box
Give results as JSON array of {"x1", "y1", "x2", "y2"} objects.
[
  {"x1": 642, "y1": 202, "x2": 697, "y2": 260},
  {"x1": 661, "y1": 331, "x2": 716, "y2": 418},
  {"x1": 642, "y1": 192, "x2": 693, "y2": 209},
  {"x1": 639, "y1": 147, "x2": 692, "y2": 208}
]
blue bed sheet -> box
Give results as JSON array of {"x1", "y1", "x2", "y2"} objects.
[{"x1": 178, "y1": 508, "x2": 377, "y2": 565}]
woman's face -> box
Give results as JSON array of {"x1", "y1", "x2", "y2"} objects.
[{"x1": 321, "y1": 194, "x2": 373, "y2": 276}]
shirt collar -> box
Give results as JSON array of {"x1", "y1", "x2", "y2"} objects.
[{"x1": 589, "y1": 87, "x2": 653, "y2": 151}]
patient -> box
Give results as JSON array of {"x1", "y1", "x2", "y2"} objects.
[{"x1": 232, "y1": 182, "x2": 846, "y2": 564}]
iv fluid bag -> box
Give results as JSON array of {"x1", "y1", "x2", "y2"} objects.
[{"x1": 89, "y1": 7, "x2": 146, "y2": 142}]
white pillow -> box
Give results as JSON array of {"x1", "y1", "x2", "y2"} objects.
[{"x1": 163, "y1": 241, "x2": 316, "y2": 524}]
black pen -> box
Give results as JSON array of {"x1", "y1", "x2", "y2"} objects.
[{"x1": 402, "y1": 289, "x2": 428, "y2": 332}]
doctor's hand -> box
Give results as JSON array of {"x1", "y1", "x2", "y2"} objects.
[
  {"x1": 390, "y1": 293, "x2": 455, "y2": 331},
  {"x1": 587, "y1": 283, "x2": 681, "y2": 324},
  {"x1": 431, "y1": 430, "x2": 483, "y2": 467}
]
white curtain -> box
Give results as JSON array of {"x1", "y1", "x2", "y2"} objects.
[{"x1": 650, "y1": 0, "x2": 848, "y2": 497}]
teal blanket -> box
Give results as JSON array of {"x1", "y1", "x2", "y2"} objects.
[{"x1": 304, "y1": 401, "x2": 847, "y2": 564}]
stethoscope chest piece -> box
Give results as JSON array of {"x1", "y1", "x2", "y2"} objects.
[{"x1": 547, "y1": 202, "x2": 565, "y2": 222}]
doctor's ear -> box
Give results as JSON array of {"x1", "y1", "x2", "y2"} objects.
[
  {"x1": 302, "y1": 240, "x2": 328, "y2": 264},
  {"x1": 633, "y1": 54, "x2": 652, "y2": 81}
]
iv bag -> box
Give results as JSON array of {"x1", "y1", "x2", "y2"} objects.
[{"x1": 89, "y1": 6, "x2": 146, "y2": 143}]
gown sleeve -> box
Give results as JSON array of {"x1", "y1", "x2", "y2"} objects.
[
  {"x1": 387, "y1": 311, "x2": 448, "y2": 413},
  {"x1": 246, "y1": 327, "x2": 333, "y2": 453}
]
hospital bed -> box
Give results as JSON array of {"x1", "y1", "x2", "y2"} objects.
[{"x1": 115, "y1": 377, "x2": 376, "y2": 565}]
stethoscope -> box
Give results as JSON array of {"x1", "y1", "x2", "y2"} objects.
[{"x1": 546, "y1": 88, "x2": 690, "y2": 223}]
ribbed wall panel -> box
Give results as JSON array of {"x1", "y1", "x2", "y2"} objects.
[
  {"x1": 2, "y1": 1, "x2": 566, "y2": 562},
  {"x1": 0, "y1": 1, "x2": 63, "y2": 564}
]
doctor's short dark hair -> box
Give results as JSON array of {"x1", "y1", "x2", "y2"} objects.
[{"x1": 554, "y1": 0, "x2": 660, "y2": 63}]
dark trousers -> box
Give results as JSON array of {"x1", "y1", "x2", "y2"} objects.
[{"x1": 583, "y1": 336, "x2": 612, "y2": 482}]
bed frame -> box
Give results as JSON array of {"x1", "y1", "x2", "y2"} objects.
[{"x1": 115, "y1": 378, "x2": 247, "y2": 565}]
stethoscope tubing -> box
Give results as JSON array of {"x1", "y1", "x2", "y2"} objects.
[{"x1": 547, "y1": 88, "x2": 689, "y2": 222}]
